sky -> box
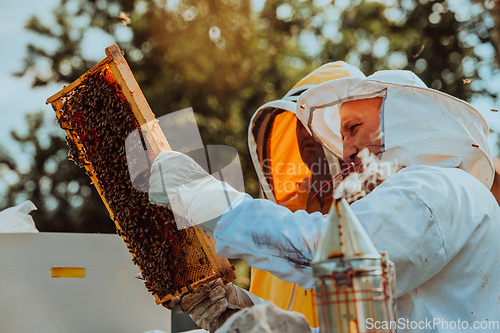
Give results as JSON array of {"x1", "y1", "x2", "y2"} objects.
[
  {"x1": 0, "y1": 0, "x2": 499, "y2": 175},
  {"x1": 0, "y1": 0, "x2": 68, "y2": 170}
]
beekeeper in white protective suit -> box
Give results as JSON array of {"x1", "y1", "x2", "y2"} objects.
[{"x1": 149, "y1": 70, "x2": 500, "y2": 332}]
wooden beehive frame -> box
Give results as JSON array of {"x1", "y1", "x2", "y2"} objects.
[{"x1": 46, "y1": 44, "x2": 235, "y2": 303}]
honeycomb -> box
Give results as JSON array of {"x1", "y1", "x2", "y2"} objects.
[{"x1": 46, "y1": 44, "x2": 235, "y2": 303}]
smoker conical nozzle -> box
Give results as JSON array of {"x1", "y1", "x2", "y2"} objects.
[
  {"x1": 311, "y1": 198, "x2": 397, "y2": 333},
  {"x1": 313, "y1": 198, "x2": 379, "y2": 263}
]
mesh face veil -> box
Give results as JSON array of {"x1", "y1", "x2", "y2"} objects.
[
  {"x1": 248, "y1": 62, "x2": 367, "y2": 203},
  {"x1": 296, "y1": 70, "x2": 493, "y2": 189}
]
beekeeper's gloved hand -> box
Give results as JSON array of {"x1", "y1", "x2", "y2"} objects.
[
  {"x1": 162, "y1": 278, "x2": 254, "y2": 332},
  {"x1": 149, "y1": 151, "x2": 243, "y2": 236}
]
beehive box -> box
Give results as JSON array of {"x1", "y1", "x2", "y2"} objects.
[{"x1": 46, "y1": 44, "x2": 235, "y2": 303}]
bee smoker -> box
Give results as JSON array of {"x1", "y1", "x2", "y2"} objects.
[{"x1": 312, "y1": 198, "x2": 397, "y2": 333}]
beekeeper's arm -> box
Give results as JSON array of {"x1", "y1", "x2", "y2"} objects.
[
  {"x1": 149, "y1": 151, "x2": 475, "y2": 297},
  {"x1": 216, "y1": 165, "x2": 483, "y2": 297},
  {"x1": 149, "y1": 151, "x2": 324, "y2": 288}
]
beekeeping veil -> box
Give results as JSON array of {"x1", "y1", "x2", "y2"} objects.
[
  {"x1": 296, "y1": 70, "x2": 494, "y2": 189},
  {"x1": 248, "y1": 62, "x2": 366, "y2": 203}
]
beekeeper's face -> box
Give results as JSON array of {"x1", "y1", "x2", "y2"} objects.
[
  {"x1": 296, "y1": 120, "x2": 316, "y2": 169},
  {"x1": 296, "y1": 119, "x2": 331, "y2": 177},
  {"x1": 340, "y1": 97, "x2": 382, "y2": 164}
]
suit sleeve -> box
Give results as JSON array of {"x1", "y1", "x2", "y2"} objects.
[{"x1": 214, "y1": 167, "x2": 476, "y2": 296}]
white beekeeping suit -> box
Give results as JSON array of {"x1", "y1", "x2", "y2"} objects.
[
  {"x1": 0, "y1": 201, "x2": 38, "y2": 233},
  {"x1": 150, "y1": 71, "x2": 500, "y2": 332}
]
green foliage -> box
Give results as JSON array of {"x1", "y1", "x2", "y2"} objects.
[
  {"x1": 5, "y1": 0, "x2": 498, "y2": 233},
  {"x1": 295, "y1": 0, "x2": 497, "y2": 100},
  {"x1": 0, "y1": 112, "x2": 114, "y2": 233}
]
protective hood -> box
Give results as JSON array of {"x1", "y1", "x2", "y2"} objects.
[
  {"x1": 248, "y1": 62, "x2": 366, "y2": 203},
  {"x1": 296, "y1": 70, "x2": 494, "y2": 189}
]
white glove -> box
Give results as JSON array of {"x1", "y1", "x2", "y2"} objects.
[
  {"x1": 162, "y1": 278, "x2": 254, "y2": 333},
  {"x1": 149, "y1": 151, "x2": 243, "y2": 233}
]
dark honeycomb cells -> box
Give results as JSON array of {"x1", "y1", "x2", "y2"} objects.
[{"x1": 58, "y1": 69, "x2": 214, "y2": 299}]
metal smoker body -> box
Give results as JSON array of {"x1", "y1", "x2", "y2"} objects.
[{"x1": 312, "y1": 198, "x2": 397, "y2": 333}]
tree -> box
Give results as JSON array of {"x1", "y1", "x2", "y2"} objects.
[
  {"x1": 260, "y1": 0, "x2": 498, "y2": 100},
  {"x1": 0, "y1": 112, "x2": 114, "y2": 233},
  {"x1": 471, "y1": 0, "x2": 500, "y2": 67}
]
